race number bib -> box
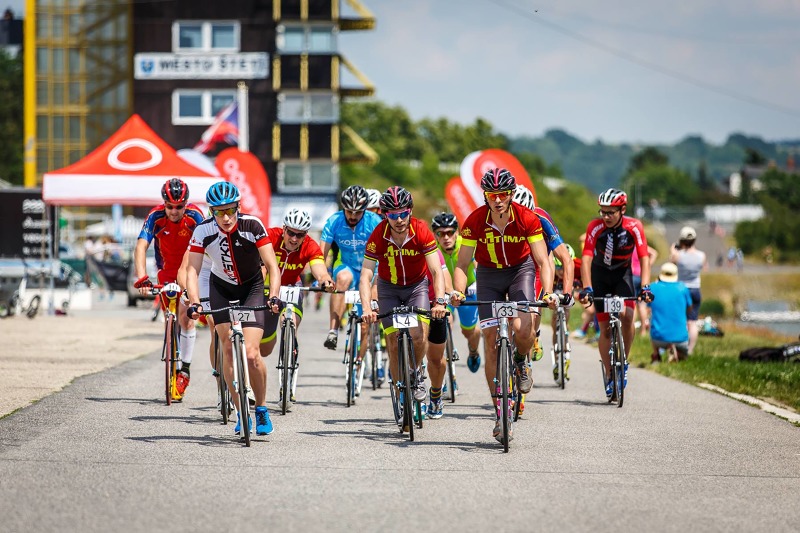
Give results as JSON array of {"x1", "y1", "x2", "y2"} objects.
[
  {"x1": 606, "y1": 297, "x2": 624, "y2": 314},
  {"x1": 279, "y1": 286, "x2": 301, "y2": 304},
  {"x1": 492, "y1": 302, "x2": 518, "y2": 318},
  {"x1": 345, "y1": 290, "x2": 361, "y2": 304},
  {"x1": 233, "y1": 309, "x2": 255, "y2": 323},
  {"x1": 392, "y1": 313, "x2": 419, "y2": 329}
]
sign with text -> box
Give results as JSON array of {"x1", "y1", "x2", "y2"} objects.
[
  {"x1": 134, "y1": 52, "x2": 269, "y2": 80},
  {"x1": 0, "y1": 189, "x2": 56, "y2": 259}
]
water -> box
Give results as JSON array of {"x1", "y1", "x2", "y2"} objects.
[{"x1": 736, "y1": 320, "x2": 799, "y2": 338}]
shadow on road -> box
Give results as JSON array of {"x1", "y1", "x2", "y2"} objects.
[{"x1": 86, "y1": 396, "x2": 163, "y2": 406}]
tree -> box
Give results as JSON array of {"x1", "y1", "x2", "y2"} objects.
[
  {"x1": 0, "y1": 49, "x2": 23, "y2": 185},
  {"x1": 627, "y1": 146, "x2": 669, "y2": 174}
]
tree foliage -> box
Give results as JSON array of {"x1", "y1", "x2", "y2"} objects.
[{"x1": 0, "y1": 50, "x2": 23, "y2": 185}]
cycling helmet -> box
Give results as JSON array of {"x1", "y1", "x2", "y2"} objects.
[
  {"x1": 366, "y1": 188, "x2": 381, "y2": 210},
  {"x1": 554, "y1": 243, "x2": 576, "y2": 268},
  {"x1": 283, "y1": 208, "x2": 312, "y2": 232},
  {"x1": 598, "y1": 188, "x2": 627, "y2": 207},
  {"x1": 431, "y1": 212, "x2": 458, "y2": 231},
  {"x1": 380, "y1": 186, "x2": 413, "y2": 211},
  {"x1": 480, "y1": 168, "x2": 516, "y2": 192},
  {"x1": 340, "y1": 185, "x2": 368, "y2": 211},
  {"x1": 512, "y1": 185, "x2": 535, "y2": 210},
  {"x1": 205, "y1": 181, "x2": 241, "y2": 207},
  {"x1": 161, "y1": 178, "x2": 189, "y2": 204}
]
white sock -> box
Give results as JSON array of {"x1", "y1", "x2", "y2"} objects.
[{"x1": 179, "y1": 328, "x2": 197, "y2": 365}]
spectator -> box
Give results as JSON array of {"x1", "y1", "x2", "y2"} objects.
[
  {"x1": 632, "y1": 244, "x2": 658, "y2": 333},
  {"x1": 670, "y1": 226, "x2": 707, "y2": 354},
  {"x1": 648, "y1": 263, "x2": 692, "y2": 363}
]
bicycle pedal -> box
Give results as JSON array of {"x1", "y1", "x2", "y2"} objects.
[{"x1": 451, "y1": 352, "x2": 460, "y2": 361}]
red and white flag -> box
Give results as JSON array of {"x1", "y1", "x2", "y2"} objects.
[{"x1": 193, "y1": 101, "x2": 239, "y2": 154}]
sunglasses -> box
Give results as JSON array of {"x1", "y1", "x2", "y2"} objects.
[
  {"x1": 484, "y1": 190, "x2": 512, "y2": 201},
  {"x1": 386, "y1": 209, "x2": 411, "y2": 221},
  {"x1": 212, "y1": 206, "x2": 238, "y2": 217},
  {"x1": 599, "y1": 209, "x2": 620, "y2": 217},
  {"x1": 165, "y1": 203, "x2": 186, "y2": 210},
  {"x1": 285, "y1": 228, "x2": 307, "y2": 239},
  {"x1": 436, "y1": 230, "x2": 456, "y2": 238}
]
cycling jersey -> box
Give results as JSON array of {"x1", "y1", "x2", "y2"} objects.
[
  {"x1": 320, "y1": 210, "x2": 382, "y2": 272},
  {"x1": 364, "y1": 217, "x2": 438, "y2": 285},
  {"x1": 267, "y1": 227, "x2": 325, "y2": 286},
  {"x1": 439, "y1": 235, "x2": 476, "y2": 286},
  {"x1": 459, "y1": 204, "x2": 544, "y2": 269},
  {"x1": 138, "y1": 204, "x2": 204, "y2": 279},
  {"x1": 188, "y1": 214, "x2": 269, "y2": 285},
  {"x1": 583, "y1": 216, "x2": 649, "y2": 272},
  {"x1": 532, "y1": 207, "x2": 564, "y2": 253}
]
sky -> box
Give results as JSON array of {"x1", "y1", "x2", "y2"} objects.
[{"x1": 8, "y1": 0, "x2": 799, "y2": 145}]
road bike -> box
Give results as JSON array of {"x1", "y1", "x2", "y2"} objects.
[
  {"x1": 202, "y1": 297, "x2": 232, "y2": 425},
  {"x1": 552, "y1": 303, "x2": 570, "y2": 389},
  {"x1": 200, "y1": 300, "x2": 269, "y2": 447},
  {"x1": 342, "y1": 290, "x2": 367, "y2": 406},
  {"x1": 443, "y1": 319, "x2": 459, "y2": 402},
  {"x1": 151, "y1": 284, "x2": 183, "y2": 406},
  {"x1": 462, "y1": 299, "x2": 550, "y2": 452},
  {"x1": 590, "y1": 295, "x2": 639, "y2": 408},
  {"x1": 367, "y1": 321, "x2": 387, "y2": 390}
]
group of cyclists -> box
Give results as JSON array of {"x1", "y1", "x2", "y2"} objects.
[{"x1": 132, "y1": 168, "x2": 654, "y2": 443}]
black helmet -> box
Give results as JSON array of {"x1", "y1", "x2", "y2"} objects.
[
  {"x1": 379, "y1": 186, "x2": 413, "y2": 211},
  {"x1": 340, "y1": 185, "x2": 368, "y2": 211},
  {"x1": 162, "y1": 178, "x2": 189, "y2": 203},
  {"x1": 480, "y1": 168, "x2": 516, "y2": 192},
  {"x1": 431, "y1": 212, "x2": 458, "y2": 230}
]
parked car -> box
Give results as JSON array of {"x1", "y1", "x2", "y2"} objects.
[{"x1": 126, "y1": 246, "x2": 158, "y2": 307}]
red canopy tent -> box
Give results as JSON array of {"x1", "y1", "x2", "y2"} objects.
[{"x1": 42, "y1": 114, "x2": 220, "y2": 206}]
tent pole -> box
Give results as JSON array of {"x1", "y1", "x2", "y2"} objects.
[{"x1": 238, "y1": 81, "x2": 249, "y2": 153}]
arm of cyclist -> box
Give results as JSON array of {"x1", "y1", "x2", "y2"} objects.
[
  {"x1": 184, "y1": 250, "x2": 204, "y2": 319},
  {"x1": 359, "y1": 259, "x2": 377, "y2": 324},
  {"x1": 553, "y1": 243, "x2": 575, "y2": 306},
  {"x1": 426, "y1": 252, "x2": 447, "y2": 319},
  {"x1": 579, "y1": 252, "x2": 594, "y2": 305},
  {"x1": 450, "y1": 241, "x2": 475, "y2": 306},
  {"x1": 530, "y1": 238, "x2": 557, "y2": 309},
  {"x1": 259, "y1": 242, "x2": 282, "y2": 314},
  {"x1": 176, "y1": 251, "x2": 190, "y2": 291},
  {"x1": 132, "y1": 238, "x2": 153, "y2": 295},
  {"x1": 309, "y1": 260, "x2": 335, "y2": 292}
]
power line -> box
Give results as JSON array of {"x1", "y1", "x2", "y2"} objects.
[{"x1": 488, "y1": 0, "x2": 800, "y2": 118}]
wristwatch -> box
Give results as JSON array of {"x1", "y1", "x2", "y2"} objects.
[{"x1": 435, "y1": 297, "x2": 447, "y2": 306}]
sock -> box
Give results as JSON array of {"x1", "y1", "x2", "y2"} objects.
[
  {"x1": 430, "y1": 387, "x2": 442, "y2": 401},
  {"x1": 180, "y1": 362, "x2": 191, "y2": 376},
  {"x1": 179, "y1": 328, "x2": 196, "y2": 366},
  {"x1": 513, "y1": 349, "x2": 527, "y2": 362}
]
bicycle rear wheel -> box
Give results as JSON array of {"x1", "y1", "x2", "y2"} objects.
[
  {"x1": 214, "y1": 333, "x2": 231, "y2": 424},
  {"x1": 445, "y1": 321, "x2": 457, "y2": 403},
  {"x1": 370, "y1": 323, "x2": 379, "y2": 391},
  {"x1": 498, "y1": 338, "x2": 511, "y2": 452},
  {"x1": 26, "y1": 295, "x2": 41, "y2": 319},
  {"x1": 279, "y1": 319, "x2": 294, "y2": 415},
  {"x1": 557, "y1": 314, "x2": 567, "y2": 389},
  {"x1": 388, "y1": 369, "x2": 402, "y2": 428},
  {"x1": 233, "y1": 336, "x2": 251, "y2": 447}
]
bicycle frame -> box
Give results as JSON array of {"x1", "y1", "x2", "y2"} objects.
[{"x1": 593, "y1": 296, "x2": 638, "y2": 408}]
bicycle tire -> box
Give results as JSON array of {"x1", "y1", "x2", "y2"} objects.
[
  {"x1": 388, "y1": 369, "x2": 402, "y2": 428},
  {"x1": 233, "y1": 336, "x2": 251, "y2": 447},
  {"x1": 399, "y1": 333, "x2": 414, "y2": 441},
  {"x1": 370, "y1": 323, "x2": 379, "y2": 391},
  {"x1": 499, "y1": 337, "x2": 511, "y2": 452},
  {"x1": 445, "y1": 321, "x2": 457, "y2": 403},
  {"x1": 279, "y1": 318, "x2": 294, "y2": 415},
  {"x1": 164, "y1": 314, "x2": 175, "y2": 406},
  {"x1": 26, "y1": 295, "x2": 41, "y2": 319},
  {"x1": 346, "y1": 317, "x2": 357, "y2": 407},
  {"x1": 616, "y1": 327, "x2": 626, "y2": 408},
  {"x1": 557, "y1": 313, "x2": 567, "y2": 390},
  {"x1": 214, "y1": 333, "x2": 230, "y2": 424}
]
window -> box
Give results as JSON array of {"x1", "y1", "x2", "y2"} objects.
[
  {"x1": 278, "y1": 92, "x2": 338, "y2": 124},
  {"x1": 172, "y1": 89, "x2": 236, "y2": 125},
  {"x1": 278, "y1": 161, "x2": 338, "y2": 192},
  {"x1": 173, "y1": 21, "x2": 240, "y2": 52},
  {"x1": 276, "y1": 24, "x2": 337, "y2": 54}
]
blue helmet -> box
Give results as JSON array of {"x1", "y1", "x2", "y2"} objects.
[{"x1": 206, "y1": 181, "x2": 240, "y2": 207}]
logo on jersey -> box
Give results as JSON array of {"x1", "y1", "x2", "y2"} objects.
[
  {"x1": 386, "y1": 248, "x2": 419, "y2": 258},
  {"x1": 179, "y1": 228, "x2": 190, "y2": 237},
  {"x1": 603, "y1": 232, "x2": 614, "y2": 266},
  {"x1": 219, "y1": 235, "x2": 237, "y2": 281},
  {"x1": 461, "y1": 228, "x2": 472, "y2": 237},
  {"x1": 235, "y1": 240, "x2": 242, "y2": 247},
  {"x1": 367, "y1": 241, "x2": 377, "y2": 253}
]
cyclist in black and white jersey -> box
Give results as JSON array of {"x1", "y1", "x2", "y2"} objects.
[{"x1": 185, "y1": 181, "x2": 281, "y2": 437}]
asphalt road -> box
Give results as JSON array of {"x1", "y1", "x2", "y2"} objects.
[{"x1": 0, "y1": 302, "x2": 797, "y2": 533}]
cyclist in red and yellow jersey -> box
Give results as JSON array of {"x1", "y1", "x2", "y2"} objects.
[{"x1": 451, "y1": 168, "x2": 557, "y2": 442}]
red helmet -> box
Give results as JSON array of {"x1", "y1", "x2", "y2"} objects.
[
  {"x1": 598, "y1": 188, "x2": 627, "y2": 207},
  {"x1": 162, "y1": 178, "x2": 189, "y2": 204}
]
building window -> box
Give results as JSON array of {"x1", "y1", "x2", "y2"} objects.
[
  {"x1": 278, "y1": 161, "x2": 338, "y2": 192},
  {"x1": 173, "y1": 21, "x2": 240, "y2": 52},
  {"x1": 172, "y1": 89, "x2": 236, "y2": 125},
  {"x1": 276, "y1": 24, "x2": 337, "y2": 54},
  {"x1": 278, "y1": 92, "x2": 339, "y2": 124}
]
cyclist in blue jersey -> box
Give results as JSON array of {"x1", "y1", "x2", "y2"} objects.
[{"x1": 320, "y1": 185, "x2": 382, "y2": 350}]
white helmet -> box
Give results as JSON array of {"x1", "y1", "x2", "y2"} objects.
[
  {"x1": 366, "y1": 188, "x2": 381, "y2": 210},
  {"x1": 512, "y1": 185, "x2": 535, "y2": 210},
  {"x1": 283, "y1": 208, "x2": 312, "y2": 231}
]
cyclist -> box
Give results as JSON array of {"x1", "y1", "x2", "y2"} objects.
[
  {"x1": 133, "y1": 178, "x2": 204, "y2": 401},
  {"x1": 259, "y1": 208, "x2": 335, "y2": 402},
  {"x1": 578, "y1": 188, "x2": 654, "y2": 400},
  {"x1": 185, "y1": 181, "x2": 282, "y2": 437},
  {"x1": 431, "y1": 212, "x2": 482, "y2": 372},
  {"x1": 365, "y1": 188, "x2": 382, "y2": 215},
  {"x1": 360, "y1": 186, "x2": 448, "y2": 420},
  {"x1": 451, "y1": 168, "x2": 557, "y2": 442},
  {"x1": 550, "y1": 243, "x2": 581, "y2": 381},
  {"x1": 320, "y1": 186, "x2": 382, "y2": 352}
]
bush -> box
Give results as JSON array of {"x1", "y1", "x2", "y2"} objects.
[{"x1": 699, "y1": 298, "x2": 725, "y2": 317}]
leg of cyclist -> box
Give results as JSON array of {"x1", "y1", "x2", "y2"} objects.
[
  {"x1": 176, "y1": 298, "x2": 197, "y2": 396},
  {"x1": 426, "y1": 317, "x2": 447, "y2": 419},
  {"x1": 325, "y1": 265, "x2": 353, "y2": 350},
  {"x1": 457, "y1": 296, "x2": 482, "y2": 372}
]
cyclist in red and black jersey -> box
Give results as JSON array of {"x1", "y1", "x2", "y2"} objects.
[
  {"x1": 132, "y1": 178, "x2": 204, "y2": 400},
  {"x1": 578, "y1": 188, "x2": 654, "y2": 400}
]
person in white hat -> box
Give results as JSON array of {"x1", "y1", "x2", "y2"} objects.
[
  {"x1": 670, "y1": 226, "x2": 708, "y2": 354},
  {"x1": 647, "y1": 262, "x2": 692, "y2": 362}
]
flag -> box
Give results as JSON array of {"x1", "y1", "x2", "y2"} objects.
[{"x1": 193, "y1": 101, "x2": 239, "y2": 154}]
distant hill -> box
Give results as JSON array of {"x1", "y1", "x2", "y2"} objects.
[{"x1": 510, "y1": 129, "x2": 800, "y2": 193}]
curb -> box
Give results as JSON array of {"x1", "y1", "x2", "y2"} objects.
[{"x1": 698, "y1": 383, "x2": 800, "y2": 425}]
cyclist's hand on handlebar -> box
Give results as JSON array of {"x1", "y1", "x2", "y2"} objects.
[
  {"x1": 450, "y1": 290, "x2": 465, "y2": 307},
  {"x1": 639, "y1": 285, "x2": 654, "y2": 303},
  {"x1": 268, "y1": 296, "x2": 283, "y2": 314},
  {"x1": 560, "y1": 293, "x2": 575, "y2": 308},
  {"x1": 543, "y1": 292, "x2": 559, "y2": 310},
  {"x1": 187, "y1": 303, "x2": 202, "y2": 320},
  {"x1": 321, "y1": 279, "x2": 335, "y2": 293},
  {"x1": 361, "y1": 308, "x2": 377, "y2": 325},
  {"x1": 578, "y1": 286, "x2": 594, "y2": 305},
  {"x1": 134, "y1": 275, "x2": 153, "y2": 295},
  {"x1": 431, "y1": 301, "x2": 447, "y2": 319}
]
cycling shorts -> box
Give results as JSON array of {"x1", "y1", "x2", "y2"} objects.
[
  {"x1": 376, "y1": 277, "x2": 430, "y2": 334},
  {"x1": 476, "y1": 258, "x2": 536, "y2": 323},
  {"x1": 333, "y1": 263, "x2": 360, "y2": 290},
  {"x1": 592, "y1": 267, "x2": 635, "y2": 321},
  {"x1": 209, "y1": 272, "x2": 265, "y2": 328},
  {"x1": 448, "y1": 291, "x2": 479, "y2": 330}
]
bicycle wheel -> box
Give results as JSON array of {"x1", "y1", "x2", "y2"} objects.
[
  {"x1": 498, "y1": 338, "x2": 511, "y2": 452},
  {"x1": 26, "y1": 295, "x2": 41, "y2": 319},
  {"x1": 346, "y1": 317, "x2": 357, "y2": 407},
  {"x1": 399, "y1": 333, "x2": 414, "y2": 441},
  {"x1": 445, "y1": 321, "x2": 457, "y2": 403},
  {"x1": 370, "y1": 324, "x2": 379, "y2": 391},
  {"x1": 214, "y1": 333, "x2": 231, "y2": 424},
  {"x1": 615, "y1": 326, "x2": 626, "y2": 408},
  {"x1": 556, "y1": 314, "x2": 567, "y2": 390},
  {"x1": 388, "y1": 369, "x2": 402, "y2": 428},
  {"x1": 233, "y1": 336, "x2": 251, "y2": 447},
  {"x1": 279, "y1": 319, "x2": 294, "y2": 415},
  {"x1": 163, "y1": 314, "x2": 175, "y2": 406}
]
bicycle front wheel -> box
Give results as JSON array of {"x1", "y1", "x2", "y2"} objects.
[
  {"x1": 498, "y1": 337, "x2": 511, "y2": 452},
  {"x1": 279, "y1": 320, "x2": 294, "y2": 415},
  {"x1": 346, "y1": 317, "x2": 357, "y2": 407},
  {"x1": 399, "y1": 333, "x2": 414, "y2": 441},
  {"x1": 214, "y1": 333, "x2": 230, "y2": 424},
  {"x1": 557, "y1": 314, "x2": 567, "y2": 389},
  {"x1": 445, "y1": 321, "x2": 457, "y2": 403},
  {"x1": 233, "y1": 337, "x2": 251, "y2": 447},
  {"x1": 164, "y1": 314, "x2": 176, "y2": 406},
  {"x1": 615, "y1": 327, "x2": 626, "y2": 408}
]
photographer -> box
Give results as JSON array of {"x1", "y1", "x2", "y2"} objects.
[{"x1": 669, "y1": 226, "x2": 708, "y2": 354}]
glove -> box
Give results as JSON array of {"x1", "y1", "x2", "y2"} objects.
[
  {"x1": 133, "y1": 275, "x2": 152, "y2": 289},
  {"x1": 466, "y1": 283, "x2": 477, "y2": 297},
  {"x1": 560, "y1": 293, "x2": 574, "y2": 307},
  {"x1": 639, "y1": 285, "x2": 654, "y2": 303},
  {"x1": 578, "y1": 286, "x2": 594, "y2": 302},
  {"x1": 543, "y1": 292, "x2": 559, "y2": 306},
  {"x1": 268, "y1": 296, "x2": 283, "y2": 314},
  {"x1": 186, "y1": 303, "x2": 202, "y2": 319}
]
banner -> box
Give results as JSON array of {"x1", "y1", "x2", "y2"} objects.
[
  {"x1": 134, "y1": 52, "x2": 269, "y2": 80},
  {"x1": 459, "y1": 149, "x2": 537, "y2": 206},
  {"x1": 444, "y1": 177, "x2": 478, "y2": 226},
  {"x1": 215, "y1": 147, "x2": 271, "y2": 225}
]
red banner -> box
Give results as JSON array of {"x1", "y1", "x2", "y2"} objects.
[
  {"x1": 459, "y1": 149, "x2": 537, "y2": 206},
  {"x1": 215, "y1": 148, "x2": 271, "y2": 225},
  {"x1": 444, "y1": 176, "x2": 478, "y2": 225}
]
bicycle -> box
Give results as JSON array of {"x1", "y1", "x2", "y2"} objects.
[
  {"x1": 200, "y1": 300, "x2": 270, "y2": 447},
  {"x1": 342, "y1": 290, "x2": 368, "y2": 407},
  {"x1": 151, "y1": 284, "x2": 183, "y2": 406},
  {"x1": 461, "y1": 299, "x2": 549, "y2": 452},
  {"x1": 203, "y1": 297, "x2": 232, "y2": 425},
  {"x1": 366, "y1": 321, "x2": 388, "y2": 390},
  {"x1": 552, "y1": 303, "x2": 570, "y2": 389},
  {"x1": 589, "y1": 295, "x2": 639, "y2": 408}
]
